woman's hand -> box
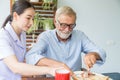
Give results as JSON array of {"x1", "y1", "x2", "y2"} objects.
[{"x1": 48, "y1": 67, "x2": 65, "y2": 76}]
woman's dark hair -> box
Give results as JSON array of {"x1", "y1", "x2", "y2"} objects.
[{"x1": 2, "y1": 0, "x2": 35, "y2": 28}]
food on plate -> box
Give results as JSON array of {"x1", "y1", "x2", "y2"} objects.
[
  {"x1": 84, "y1": 74, "x2": 109, "y2": 80},
  {"x1": 74, "y1": 71, "x2": 109, "y2": 80}
]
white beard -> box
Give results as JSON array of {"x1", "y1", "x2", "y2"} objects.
[{"x1": 56, "y1": 29, "x2": 72, "y2": 39}]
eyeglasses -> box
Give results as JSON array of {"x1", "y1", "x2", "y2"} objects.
[{"x1": 57, "y1": 20, "x2": 76, "y2": 29}]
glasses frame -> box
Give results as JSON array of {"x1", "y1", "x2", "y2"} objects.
[{"x1": 57, "y1": 20, "x2": 76, "y2": 29}]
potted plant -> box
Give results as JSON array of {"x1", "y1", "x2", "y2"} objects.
[{"x1": 40, "y1": 18, "x2": 54, "y2": 30}]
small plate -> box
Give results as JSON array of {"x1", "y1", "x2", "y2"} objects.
[{"x1": 71, "y1": 71, "x2": 112, "y2": 80}]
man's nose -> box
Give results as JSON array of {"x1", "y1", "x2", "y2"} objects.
[{"x1": 64, "y1": 26, "x2": 71, "y2": 31}]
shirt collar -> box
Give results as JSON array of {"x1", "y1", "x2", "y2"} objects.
[
  {"x1": 5, "y1": 22, "x2": 19, "y2": 42},
  {"x1": 4, "y1": 22, "x2": 26, "y2": 48}
]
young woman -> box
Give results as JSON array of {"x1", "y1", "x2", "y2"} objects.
[{"x1": 0, "y1": 0, "x2": 60, "y2": 80}]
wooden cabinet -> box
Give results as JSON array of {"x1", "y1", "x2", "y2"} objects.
[{"x1": 26, "y1": 0, "x2": 57, "y2": 50}]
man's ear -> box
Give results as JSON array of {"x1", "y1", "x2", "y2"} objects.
[
  {"x1": 13, "y1": 12, "x2": 19, "y2": 21},
  {"x1": 53, "y1": 18, "x2": 56, "y2": 27}
]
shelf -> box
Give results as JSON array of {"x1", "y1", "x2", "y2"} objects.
[
  {"x1": 30, "y1": 2, "x2": 43, "y2": 5},
  {"x1": 26, "y1": 1, "x2": 57, "y2": 49},
  {"x1": 31, "y1": 2, "x2": 56, "y2": 5}
]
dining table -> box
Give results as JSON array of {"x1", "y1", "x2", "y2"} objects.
[
  {"x1": 22, "y1": 76, "x2": 54, "y2": 80},
  {"x1": 22, "y1": 72, "x2": 120, "y2": 80}
]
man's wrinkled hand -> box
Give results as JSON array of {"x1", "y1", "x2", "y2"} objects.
[{"x1": 84, "y1": 52, "x2": 100, "y2": 69}]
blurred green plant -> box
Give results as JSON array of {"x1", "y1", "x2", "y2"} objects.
[
  {"x1": 27, "y1": 13, "x2": 54, "y2": 34},
  {"x1": 42, "y1": 0, "x2": 57, "y2": 10},
  {"x1": 40, "y1": 18, "x2": 54, "y2": 30}
]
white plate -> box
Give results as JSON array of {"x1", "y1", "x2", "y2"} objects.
[{"x1": 71, "y1": 71, "x2": 112, "y2": 80}]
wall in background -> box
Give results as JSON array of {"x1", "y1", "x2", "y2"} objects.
[
  {"x1": 58, "y1": 0, "x2": 120, "y2": 73},
  {"x1": 0, "y1": 0, "x2": 120, "y2": 73},
  {"x1": 0, "y1": 0, "x2": 10, "y2": 28}
]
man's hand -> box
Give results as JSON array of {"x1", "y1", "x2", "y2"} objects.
[{"x1": 84, "y1": 52, "x2": 101, "y2": 69}]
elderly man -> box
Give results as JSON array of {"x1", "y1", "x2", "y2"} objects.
[{"x1": 26, "y1": 6, "x2": 106, "y2": 76}]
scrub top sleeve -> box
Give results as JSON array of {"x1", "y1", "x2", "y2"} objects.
[{"x1": 0, "y1": 38, "x2": 14, "y2": 59}]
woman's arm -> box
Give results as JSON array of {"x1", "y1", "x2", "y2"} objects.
[
  {"x1": 37, "y1": 57, "x2": 74, "y2": 76},
  {"x1": 3, "y1": 55, "x2": 56, "y2": 76}
]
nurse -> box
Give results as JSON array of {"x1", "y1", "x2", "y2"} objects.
[{"x1": 0, "y1": 0, "x2": 60, "y2": 80}]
